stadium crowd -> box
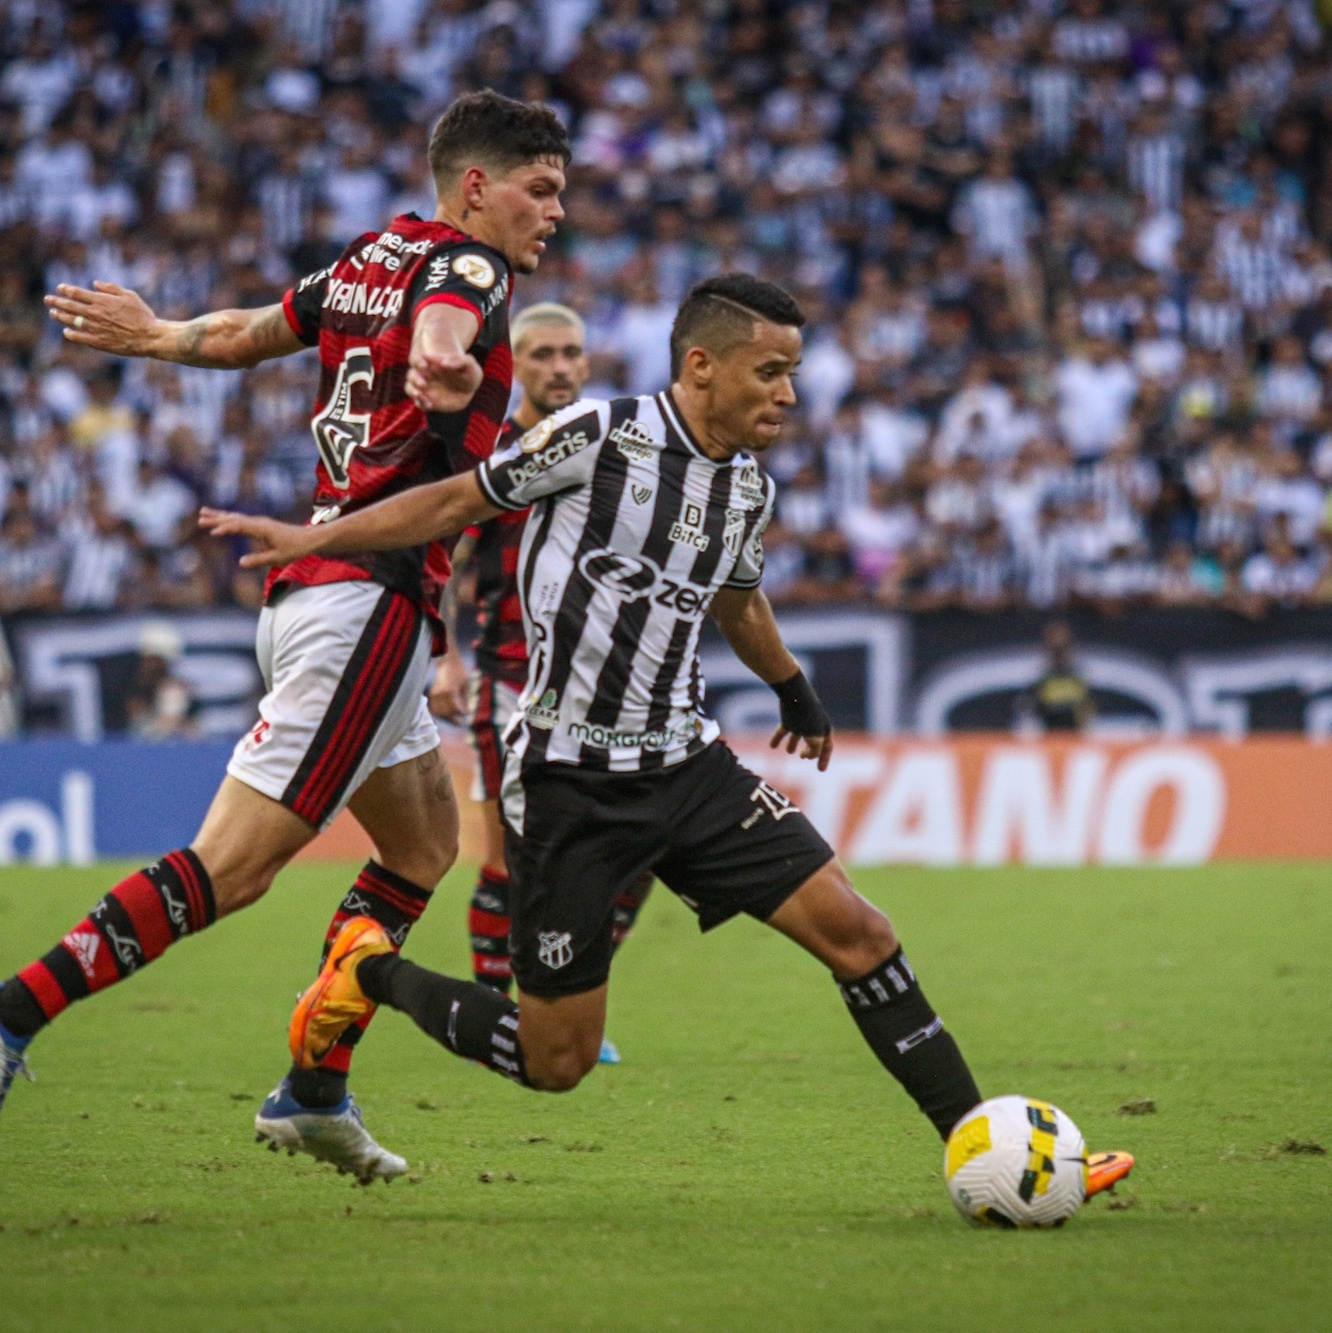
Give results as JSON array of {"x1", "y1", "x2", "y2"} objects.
[{"x1": 2, "y1": 0, "x2": 1332, "y2": 621}]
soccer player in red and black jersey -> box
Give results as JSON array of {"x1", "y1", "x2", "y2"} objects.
[
  {"x1": 428, "y1": 304, "x2": 651, "y2": 1058},
  {"x1": 0, "y1": 92, "x2": 570, "y2": 1182}
]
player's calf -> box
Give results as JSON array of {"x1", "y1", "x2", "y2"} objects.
[
  {"x1": 0, "y1": 849, "x2": 217, "y2": 1041},
  {"x1": 768, "y1": 860, "x2": 981, "y2": 1141}
]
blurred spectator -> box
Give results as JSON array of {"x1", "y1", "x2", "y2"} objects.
[
  {"x1": 1020, "y1": 620, "x2": 1094, "y2": 734},
  {"x1": 0, "y1": 0, "x2": 1328, "y2": 634},
  {"x1": 125, "y1": 621, "x2": 197, "y2": 739}
]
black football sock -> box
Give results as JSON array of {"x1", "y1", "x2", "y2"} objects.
[
  {"x1": 839, "y1": 947, "x2": 981, "y2": 1140},
  {"x1": 358, "y1": 953, "x2": 530, "y2": 1086}
]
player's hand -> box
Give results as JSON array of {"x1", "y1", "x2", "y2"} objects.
[
  {"x1": 407, "y1": 347, "x2": 484, "y2": 413},
  {"x1": 770, "y1": 725, "x2": 834, "y2": 772},
  {"x1": 197, "y1": 508, "x2": 319, "y2": 569},
  {"x1": 44, "y1": 281, "x2": 161, "y2": 356},
  {"x1": 428, "y1": 652, "x2": 469, "y2": 722}
]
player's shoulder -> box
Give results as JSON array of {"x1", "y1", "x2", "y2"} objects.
[{"x1": 510, "y1": 398, "x2": 612, "y2": 456}]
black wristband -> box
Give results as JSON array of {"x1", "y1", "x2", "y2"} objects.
[{"x1": 769, "y1": 668, "x2": 831, "y2": 737}]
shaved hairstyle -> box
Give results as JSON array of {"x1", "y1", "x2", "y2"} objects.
[
  {"x1": 511, "y1": 302, "x2": 585, "y2": 354},
  {"x1": 669, "y1": 273, "x2": 805, "y2": 378}
]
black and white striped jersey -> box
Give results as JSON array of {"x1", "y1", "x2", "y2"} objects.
[{"x1": 474, "y1": 388, "x2": 775, "y2": 789}]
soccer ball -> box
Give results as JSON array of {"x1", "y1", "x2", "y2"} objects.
[{"x1": 945, "y1": 1095, "x2": 1087, "y2": 1228}]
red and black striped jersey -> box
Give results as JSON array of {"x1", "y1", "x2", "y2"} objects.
[
  {"x1": 467, "y1": 417, "x2": 530, "y2": 687},
  {"x1": 268, "y1": 213, "x2": 513, "y2": 648}
]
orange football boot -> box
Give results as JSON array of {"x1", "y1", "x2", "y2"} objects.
[
  {"x1": 1085, "y1": 1149, "x2": 1135, "y2": 1199},
  {"x1": 289, "y1": 916, "x2": 394, "y2": 1069}
]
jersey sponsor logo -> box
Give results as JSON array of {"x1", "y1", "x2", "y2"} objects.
[
  {"x1": 525, "y1": 687, "x2": 560, "y2": 729},
  {"x1": 723, "y1": 508, "x2": 747, "y2": 556},
  {"x1": 502, "y1": 429, "x2": 590, "y2": 485},
  {"x1": 311, "y1": 503, "x2": 343, "y2": 525},
  {"x1": 567, "y1": 716, "x2": 703, "y2": 751},
  {"x1": 423, "y1": 255, "x2": 451, "y2": 291},
  {"x1": 735, "y1": 462, "x2": 766, "y2": 508},
  {"x1": 537, "y1": 930, "x2": 574, "y2": 970},
  {"x1": 453, "y1": 253, "x2": 496, "y2": 289},
  {"x1": 296, "y1": 264, "x2": 333, "y2": 293},
  {"x1": 577, "y1": 549, "x2": 660, "y2": 601},
  {"x1": 576, "y1": 548, "x2": 716, "y2": 616},
  {"x1": 479, "y1": 274, "x2": 510, "y2": 318},
  {"x1": 610, "y1": 418, "x2": 659, "y2": 461},
  {"x1": 322, "y1": 277, "x2": 405, "y2": 319},
  {"x1": 669, "y1": 500, "x2": 709, "y2": 551},
  {"x1": 374, "y1": 231, "x2": 432, "y2": 256},
  {"x1": 631, "y1": 483, "x2": 653, "y2": 505}
]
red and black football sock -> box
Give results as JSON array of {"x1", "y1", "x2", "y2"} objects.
[
  {"x1": 468, "y1": 866, "x2": 513, "y2": 992},
  {"x1": 358, "y1": 952, "x2": 530, "y2": 1086},
  {"x1": 839, "y1": 947, "x2": 981, "y2": 1141},
  {"x1": 286, "y1": 860, "x2": 433, "y2": 1109},
  {"x1": 0, "y1": 849, "x2": 215, "y2": 1038},
  {"x1": 611, "y1": 871, "x2": 653, "y2": 953}
]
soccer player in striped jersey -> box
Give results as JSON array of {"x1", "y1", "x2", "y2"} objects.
[
  {"x1": 209, "y1": 274, "x2": 1136, "y2": 1190},
  {"x1": 429, "y1": 303, "x2": 650, "y2": 1059},
  {"x1": 203, "y1": 274, "x2": 988, "y2": 1147},
  {"x1": 0, "y1": 93, "x2": 569, "y2": 1183}
]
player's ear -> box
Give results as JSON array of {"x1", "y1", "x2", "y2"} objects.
[
  {"x1": 460, "y1": 165, "x2": 488, "y2": 211},
  {"x1": 682, "y1": 345, "x2": 714, "y2": 388}
]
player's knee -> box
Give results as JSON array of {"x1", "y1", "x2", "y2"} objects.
[
  {"x1": 522, "y1": 1032, "x2": 601, "y2": 1093},
  {"x1": 817, "y1": 876, "x2": 900, "y2": 979}
]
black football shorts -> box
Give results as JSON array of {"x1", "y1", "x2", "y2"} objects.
[{"x1": 504, "y1": 741, "x2": 835, "y2": 997}]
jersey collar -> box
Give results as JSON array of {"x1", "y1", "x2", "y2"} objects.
[{"x1": 658, "y1": 389, "x2": 757, "y2": 473}]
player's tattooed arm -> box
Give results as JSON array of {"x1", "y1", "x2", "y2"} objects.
[
  {"x1": 711, "y1": 586, "x2": 833, "y2": 769},
  {"x1": 44, "y1": 282, "x2": 303, "y2": 368},
  {"x1": 198, "y1": 472, "x2": 502, "y2": 568}
]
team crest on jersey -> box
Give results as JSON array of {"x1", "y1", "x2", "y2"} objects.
[
  {"x1": 669, "y1": 500, "x2": 709, "y2": 552},
  {"x1": 518, "y1": 417, "x2": 557, "y2": 453},
  {"x1": 610, "y1": 418, "x2": 658, "y2": 462},
  {"x1": 453, "y1": 253, "x2": 496, "y2": 289},
  {"x1": 735, "y1": 462, "x2": 766, "y2": 508},
  {"x1": 538, "y1": 931, "x2": 574, "y2": 970},
  {"x1": 723, "y1": 508, "x2": 747, "y2": 556}
]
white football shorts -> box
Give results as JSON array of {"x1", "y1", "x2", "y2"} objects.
[{"x1": 227, "y1": 581, "x2": 439, "y2": 829}]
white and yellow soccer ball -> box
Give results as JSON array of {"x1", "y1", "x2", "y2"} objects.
[{"x1": 945, "y1": 1095, "x2": 1087, "y2": 1228}]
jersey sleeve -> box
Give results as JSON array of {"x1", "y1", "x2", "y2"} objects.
[
  {"x1": 408, "y1": 243, "x2": 511, "y2": 326},
  {"x1": 281, "y1": 264, "x2": 333, "y2": 346},
  {"x1": 474, "y1": 400, "x2": 607, "y2": 511},
  {"x1": 724, "y1": 473, "x2": 777, "y2": 589}
]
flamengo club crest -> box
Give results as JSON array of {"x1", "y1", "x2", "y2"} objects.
[{"x1": 538, "y1": 930, "x2": 574, "y2": 970}]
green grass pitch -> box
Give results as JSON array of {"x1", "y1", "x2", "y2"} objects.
[{"x1": 0, "y1": 861, "x2": 1328, "y2": 1331}]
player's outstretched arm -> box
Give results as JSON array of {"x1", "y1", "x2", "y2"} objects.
[
  {"x1": 710, "y1": 585, "x2": 833, "y2": 770},
  {"x1": 407, "y1": 304, "x2": 484, "y2": 413},
  {"x1": 44, "y1": 282, "x2": 303, "y2": 368},
  {"x1": 199, "y1": 470, "x2": 501, "y2": 569}
]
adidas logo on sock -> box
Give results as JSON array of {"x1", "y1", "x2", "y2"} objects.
[{"x1": 64, "y1": 931, "x2": 100, "y2": 980}]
